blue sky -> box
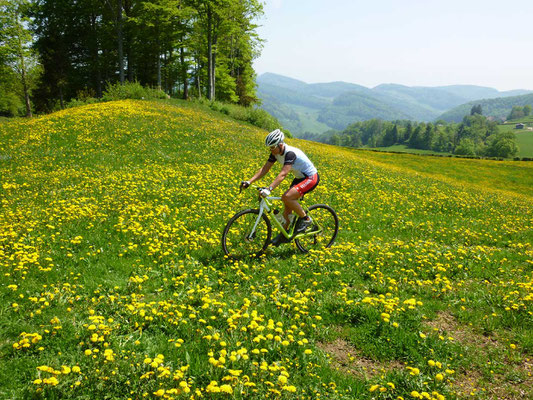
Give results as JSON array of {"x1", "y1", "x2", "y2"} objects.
[{"x1": 253, "y1": 0, "x2": 533, "y2": 90}]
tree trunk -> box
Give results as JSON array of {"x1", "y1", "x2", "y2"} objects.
[
  {"x1": 117, "y1": 0, "x2": 125, "y2": 84},
  {"x1": 22, "y1": 76, "x2": 32, "y2": 117},
  {"x1": 124, "y1": 0, "x2": 134, "y2": 81},
  {"x1": 211, "y1": 49, "x2": 216, "y2": 100},
  {"x1": 207, "y1": 4, "x2": 213, "y2": 100},
  {"x1": 90, "y1": 13, "x2": 102, "y2": 97},
  {"x1": 59, "y1": 85, "x2": 64, "y2": 109},
  {"x1": 157, "y1": 46, "x2": 161, "y2": 91},
  {"x1": 16, "y1": 29, "x2": 32, "y2": 117},
  {"x1": 180, "y1": 46, "x2": 188, "y2": 100},
  {"x1": 196, "y1": 59, "x2": 201, "y2": 99},
  {"x1": 164, "y1": 51, "x2": 168, "y2": 94}
]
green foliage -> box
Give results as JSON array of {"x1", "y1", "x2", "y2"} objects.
[
  {"x1": 439, "y1": 94, "x2": 533, "y2": 122},
  {"x1": 470, "y1": 104, "x2": 482, "y2": 115},
  {"x1": 454, "y1": 138, "x2": 477, "y2": 156},
  {"x1": 257, "y1": 74, "x2": 533, "y2": 136},
  {"x1": 0, "y1": 0, "x2": 41, "y2": 117},
  {"x1": 200, "y1": 98, "x2": 287, "y2": 133},
  {"x1": 65, "y1": 97, "x2": 100, "y2": 109},
  {"x1": 101, "y1": 81, "x2": 168, "y2": 102},
  {"x1": 313, "y1": 114, "x2": 520, "y2": 158},
  {"x1": 507, "y1": 105, "x2": 533, "y2": 120},
  {"x1": 30, "y1": 0, "x2": 263, "y2": 112},
  {"x1": 214, "y1": 64, "x2": 239, "y2": 103},
  {"x1": 485, "y1": 131, "x2": 519, "y2": 158},
  {"x1": 0, "y1": 90, "x2": 22, "y2": 116}
]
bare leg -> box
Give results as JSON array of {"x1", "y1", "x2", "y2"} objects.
[{"x1": 282, "y1": 187, "x2": 305, "y2": 228}]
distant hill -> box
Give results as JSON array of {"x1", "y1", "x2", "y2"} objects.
[
  {"x1": 438, "y1": 93, "x2": 533, "y2": 122},
  {"x1": 318, "y1": 91, "x2": 411, "y2": 130},
  {"x1": 257, "y1": 73, "x2": 533, "y2": 135},
  {"x1": 435, "y1": 85, "x2": 532, "y2": 101}
]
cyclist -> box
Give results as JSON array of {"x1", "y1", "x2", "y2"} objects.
[{"x1": 241, "y1": 129, "x2": 320, "y2": 246}]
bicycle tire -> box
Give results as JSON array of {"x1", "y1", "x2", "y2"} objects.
[
  {"x1": 221, "y1": 209, "x2": 272, "y2": 258},
  {"x1": 294, "y1": 204, "x2": 338, "y2": 253}
]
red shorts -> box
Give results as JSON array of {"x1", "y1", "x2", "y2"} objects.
[{"x1": 290, "y1": 173, "x2": 320, "y2": 196}]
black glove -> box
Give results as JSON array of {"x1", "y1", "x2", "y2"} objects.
[{"x1": 241, "y1": 181, "x2": 250, "y2": 189}]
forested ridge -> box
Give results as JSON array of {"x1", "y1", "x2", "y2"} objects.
[
  {"x1": 257, "y1": 73, "x2": 533, "y2": 137},
  {"x1": 0, "y1": 0, "x2": 263, "y2": 116},
  {"x1": 304, "y1": 113, "x2": 522, "y2": 159},
  {"x1": 438, "y1": 93, "x2": 533, "y2": 123}
]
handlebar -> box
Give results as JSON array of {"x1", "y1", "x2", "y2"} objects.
[{"x1": 239, "y1": 182, "x2": 261, "y2": 193}]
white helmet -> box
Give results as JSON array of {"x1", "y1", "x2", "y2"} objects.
[{"x1": 265, "y1": 129, "x2": 285, "y2": 147}]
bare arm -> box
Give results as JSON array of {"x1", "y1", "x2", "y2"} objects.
[
  {"x1": 268, "y1": 164, "x2": 292, "y2": 191},
  {"x1": 248, "y1": 161, "x2": 275, "y2": 184}
]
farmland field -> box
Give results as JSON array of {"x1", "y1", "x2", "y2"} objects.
[
  {"x1": 0, "y1": 100, "x2": 532, "y2": 400},
  {"x1": 366, "y1": 144, "x2": 452, "y2": 156},
  {"x1": 499, "y1": 123, "x2": 533, "y2": 158}
]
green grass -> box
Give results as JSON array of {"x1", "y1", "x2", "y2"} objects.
[
  {"x1": 366, "y1": 144, "x2": 452, "y2": 156},
  {"x1": 0, "y1": 99, "x2": 532, "y2": 399},
  {"x1": 289, "y1": 104, "x2": 332, "y2": 135},
  {"x1": 499, "y1": 123, "x2": 533, "y2": 158},
  {"x1": 504, "y1": 115, "x2": 533, "y2": 124},
  {"x1": 345, "y1": 148, "x2": 533, "y2": 198}
]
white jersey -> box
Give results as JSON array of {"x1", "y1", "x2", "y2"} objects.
[{"x1": 267, "y1": 144, "x2": 317, "y2": 179}]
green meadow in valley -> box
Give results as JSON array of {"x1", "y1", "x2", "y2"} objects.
[{"x1": 0, "y1": 100, "x2": 532, "y2": 400}]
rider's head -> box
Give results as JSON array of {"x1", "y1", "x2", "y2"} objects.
[{"x1": 265, "y1": 129, "x2": 285, "y2": 152}]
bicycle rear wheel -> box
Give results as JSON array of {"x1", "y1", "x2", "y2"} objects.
[
  {"x1": 294, "y1": 204, "x2": 338, "y2": 253},
  {"x1": 222, "y1": 209, "x2": 272, "y2": 258}
]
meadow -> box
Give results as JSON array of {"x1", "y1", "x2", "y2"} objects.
[
  {"x1": 365, "y1": 145, "x2": 452, "y2": 156},
  {"x1": 0, "y1": 100, "x2": 532, "y2": 400},
  {"x1": 498, "y1": 123, "x2": 533, "y2": 158}
]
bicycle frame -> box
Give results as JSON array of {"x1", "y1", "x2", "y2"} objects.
[{"x1": 248, "y1": 193, "x2": 322, "y2": 241}]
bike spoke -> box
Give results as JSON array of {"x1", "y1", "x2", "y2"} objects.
[
  {"x1": 222, "y1": 210, "x2": 271, "y2": 258},
  {"x1": 295, "y1": 205, "x2": 338, "y2": 253}
]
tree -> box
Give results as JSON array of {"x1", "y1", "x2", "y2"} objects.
[
  {"x1": 507, "y1": 105, "x2": 524, "y2": 120},
  {"x1": 470, "y1": 104, "x2": 482, "y2": 115},
  {"x1": 132, "y1": 0, "x2": 193, "y2": 92},
  {"x1": 523, "y1": 104, "x2": 532, "y2": 116},
  {"x1": 30, "y1": 0, "x2": 263, "y2": 108},
  {"x1": 408, "y1": 125, "x2": 423, "y2": 149},
  {"x1": 421, "y1": 123, "x2": 435, "y2": 149},
  {"x1": 433, "y1": 130, "x2": 451, "y2": 152},
  {"x1": 402, "y1": 121, "x2": 413, "y2": 144},
  {"x1": 381, "y1": 124, "x2": 399, "y2": 147},
  {"x1": 0, "y1": 0, "x2": 40, "y2": 116},
  {"x1": 191, "y1": 0, "x2": 262, "y2": 102},
  {"x1": 485, "y1": 131, "x2": 518, "y2": 158},
  {"x1": 103, "y1": 0, "x2": 125, "y2": 84},
  {"x1": 455, "y1": 138, "x2": 476, "y2": 156}
]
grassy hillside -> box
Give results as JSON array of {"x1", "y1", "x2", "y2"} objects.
[
  {"x1": 1, "y1": 100, "x2": 532, "y2": 399},
  {"x1": 257, "y1": 73, "x2": 533, "y2": 135},
  {"x1": 438, "y1": 93, "x2": 533, "y2": 123},
  {"x1": 366, "y1": 144, "x2": 452, "y2": 156},
  {"x1": 498, "y1": 122, "x2": 533, "y2": 158}
]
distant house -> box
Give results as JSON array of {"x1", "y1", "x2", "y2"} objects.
[{"x1": 515, "y1": 123, "x2": 525, "y2": 129}]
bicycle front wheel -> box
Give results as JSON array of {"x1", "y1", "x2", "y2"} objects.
[
  {"x1": 222, "y1": 209, "x2": 272, "y2": 258},
  {"x1": 295, "y1": 204, "x2": 338, "y2": 253}
]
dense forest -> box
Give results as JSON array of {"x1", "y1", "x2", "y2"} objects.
[
  {"x1": 303, "y1": 109, "x2": 521, "y2": 158},
  {"x1": 0, "y1": 0, "x2": 264, "y2": 116}
]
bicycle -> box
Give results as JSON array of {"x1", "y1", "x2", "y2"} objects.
[{"x1": 221, "y1": 184, "x2": 338, "y2": 258}]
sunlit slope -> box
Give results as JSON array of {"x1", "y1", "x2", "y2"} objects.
[
  {"x1": 340, "y1": 149, "x2": 533, "y2": 199},
  {"x1": 1, "y1": 100, "x2": 532, "y2": 399}
]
